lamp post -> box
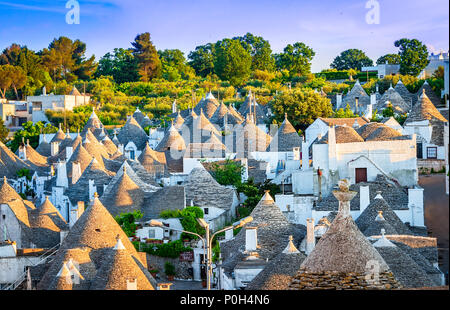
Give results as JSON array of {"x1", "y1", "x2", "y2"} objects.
[{"x1": 148, "y1": 216, "x2": 253, "y2": 290}]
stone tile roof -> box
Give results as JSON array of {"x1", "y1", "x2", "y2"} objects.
[
  {"x1": 155, "y1": 124, "x2": 186, "y2": 152},
  {"x1": 100, "y1": 165, "x2": 145, "y2": 216},
  {"x1": 66, "y1": 158, "x2": 114, "y2": 206},
  {"x1": 0, "y1": 142, "x2": 31, "y2": 178},
  {"x1": 318, "y1": 117, "x2": 370, "y2": 128},
  {"x1": 179, "y1": 110, "x2": 221, "y2": 143},
  {"x1": 50, "y1": 127, "x2": 66, "y2": 144},
  {"x1": 141, "y1": 186, "x2": 185, "y2": 221},
  {"x1": 413, "y1": 81, "x2": 443, "y2": 107},
  {"x1": 373, "y1": 237, "x2": 436, "y2": 288},
  {"x1": 89, "y1": 241, "x2": 155, "y2": 290},
  {"x1": 82, "y1": 130, "x2": 110, "y2": 167},
  {"x1": 0, "y1": 177, "x2": 31, "y2": 228},
  {"x1": 81, "y1": 111, "x2": 103, "y2": 138},
  {"x1": 221, "y1": 192, "x2": 306, "y2": 275},
  {"x1": 394, "y1": 80, "x2": 414, "y2": 106},
  {"x1": 316, "y1": 175, "x2": 409, "y2": 211},
  {"x1": 138, "y1": 143, "x2": 167, "y2": 178},
  {"x1": 267, "y1": 115, "x2": 302, "y2": 152},
  {"x1": 183, "y1": 166, "x2": 236, "y2": 211},
  {"x1": 173, "y1": 111, "x2": 185, "y2": 129},
  {"x1": 342, "y1": 81, "x2": 370, "y2": 112},
  {"x1": 238, "y1": 93, "x2": 268, "y2": 125},
  {"x1": 406, "y1": 91, "x2": 447, "y2": 123},
  {"x1": 37, "y1": 198, "x2": 155, "y2": 290},
  {"x1": 29, "y1": 197, "x2": 68, "y2": 248},
  {"x1": 35, "y1": 140, "x2": 51, "y2": 157},
  {"x1": 357, "y1": 122, "x2": 403, "y2": 141},
  {"x1": 232, "y1": 117, "x2": 272, "y2": 157},
  {"x1": 66, "y1": 144, "x2": 93, "y2": 179},
  {"x1": 363, "y1": 211, "x2": 398, "y2": 236},
  {"x1": 356, "y1": 196, "x2": 412, "y2": 235},
  {"x1": 210, "y1": 102, "x2": 243, "y2": 126},
  {"x1": 318, "y1": 125, "x2": 364, "y2": 144},
  {"x1": 17, "y1": 142, "x2": 48, "y2": 167},
  {"x1": 247, "y1": 159, "x2": 269, "y2": 185},
  {"x1": 245, "y1": 238, "x2": 306, "y2": 290},
  {"x1": 193, "y1": 92, "x2": 219, "y2": 119},
  {"x1": 101, "y1": 135, "x2": 118, "y2": 155},
  {"x1": 289, "y1": 188, "x2": 401, "y2": 290},
  {"x1": 376, "y1": 86, "x2": 411, "y2": 113},
  {"x1": 117, "y1": 116, "x2": 149, "y2": 150}
]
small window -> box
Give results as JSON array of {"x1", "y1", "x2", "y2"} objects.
[
  {"x1": 148, "y1": 229, "x2": 155, "y2": 239},
  {"x1": 427, "y1": 147, "x2": 437, "y2": 159},
  {"x1": 204, "y1": 208, "x2": 209, "y2": 215},
  {"x1": 177, "y1": 181, "x2": 182, "y2": 185},
  {"x1": 2, "y1": 214, "x2": 5, "y2": 220}
]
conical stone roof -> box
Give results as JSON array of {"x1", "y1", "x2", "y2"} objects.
[
  {"x1": 90, "y1": 239, "x2": 155, "y2": 290},
  {"x1": 117, "y1": 116, "x2": 149, "y2": 150},
  {"x1": 289, "y1": 183, "x2": 400, "y2": 290},
  {"x1": 267, "y1": 115, "x2": 302, "y2": 152},
  {"x1": 100, "y1": 166, "x2": 145, "y2": 216}
]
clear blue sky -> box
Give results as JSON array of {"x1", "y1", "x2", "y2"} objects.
[{"x1": 0, "y1": 0, "x2": 448, "y2": 72}]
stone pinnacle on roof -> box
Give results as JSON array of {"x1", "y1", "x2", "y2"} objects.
[
  {"x1": 114, "y1": 237, "x2": 126, "y2": 250},
  {"x1": 282, "y1": 236, "x2": 300, "y2": 254},
  {"x1": 373, "y1": 229, "x2": 396, "y2": 248}
]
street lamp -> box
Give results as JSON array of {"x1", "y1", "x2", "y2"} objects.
[
  {"x1": 148, "y1": 216, "x2": 253, "y2": 290},
  {"x1": 197, "y1": 216, "x2": 253, "y2": 290}
]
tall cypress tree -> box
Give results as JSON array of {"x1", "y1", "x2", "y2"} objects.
[{"x1": 131, "y1": 33, "x2": 162, "y2": 82}]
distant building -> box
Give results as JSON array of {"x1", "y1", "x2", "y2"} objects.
[
  {"x1": 27, "y1": 86, "x2": 90, "y2": 123},
  {"x1": 418, "y1": 51, "x2": 449, "y2": 79},
  {"x1": 0, "y1": 101, "x2": 31, "y2": 130},
  {"x1": 361, "y1": 63, "x2": 401, "y2": 79}
]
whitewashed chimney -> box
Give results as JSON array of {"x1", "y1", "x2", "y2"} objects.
[
  {"x1": 328, "y1": 126, "x2": 337, "y2": 171},
  {"x1": 245, "y1": 227, "x2": 257, "y2": 252},
  {"x1": 118, "y1": 144, "x2": 124, "y2": 154},
  {"x1": 336, "y1": 93, "x2": 342, "y2": 109},
  {"x1": 88, "y1": 179, "x2": 96, "y2": 201},
  {"x1": 51, "y1": 142, "x2": 59, "y2": 156},
  {"x1": 18, "y1": 145, "x2": 27, "y2": 161},
  {"x1": 408, "y1": 187, "x2": 424, "y2": 227},
  {"x1": 71, "y1": 162, "x2": 81, "y2": 185},
  {"x1": 225, "y1": 228, "x2": 233, "y2": 240},
  {"x1": 56, "y1": 160, "x2": 68, "y2": 188},
  {"x1": 370, "y1": 93, "x2": 376, "y2": 106},
  {"x1": 127, "y1": 279, "x2": 137, "y2": 290},
  {"x1": 360, "y1": 185, "x2": 370, "y2": 214},
  {"x1": 306, "y1": 218, "x2": 315, "y2": 255},
  {"x1": 65, "y1": 146, "x2": 73, "y2": 161},
  {"x1": 301, "y1": 138, "x2": 309, "y2": 170}
]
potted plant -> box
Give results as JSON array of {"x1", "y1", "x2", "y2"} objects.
[
  {"x1": 164, "y1": 262, "x2": 176, "y2": 281},
  {"x1": 150, "y1": 269, "x2": 159, "y2": 278}
]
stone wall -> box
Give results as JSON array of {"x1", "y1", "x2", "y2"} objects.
[
  {"x1": 417, "y1": 159, "x2": 445, "y2": 172},
  {"x1": 146, "y1": 254, "x2": 194, "y2": 280},
  {"x1": 289, "y1": 271, "x2": 401, "y2": 290}
]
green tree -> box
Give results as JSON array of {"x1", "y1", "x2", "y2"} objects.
[
  {"x1": 210, "y1": 159, "x2": 244, "y2": 187},
  {"x1": 159, "y1": 49, "x2": 196, "y2": 81},
  {"x1": 270, "y1": 88, "x2": 333, "y2": 131},
  {"x1": 188, "y1": 43, "x2": 215, "y2": 77},
  {"x1": 394, "y1": 38, "x2": 429, "y2": 76},
  {"x1": 214, "y1": 39, "x2": 252, "y2": 86},
  {"x1": 0, "y1": 65, "x2": 27, "y2": 99},
  {"x1": 432, "y1": 66, "x2": 444, "y2": 79},
  {"x1": 41, "y1": 36, "x2": 97, "y2": 81},
  {"x1": 334, "y1": 104, "x2": 358, "y2": 118},
  {"x1": 9, "y1": 121, "x2": 58, "y2": 152},
  {"x1": 233, "y1": 33, "x2": 275, "y2": 72},
  {"x1": 0, "y1": 118, "x2": 9, "y2": 143},
  {"x1": 1, "y1": 44, "x2": 52, "y2": 98},
  {"x1": 96, "y1": 48, "x2": 139, "y2": 84},
  {"x1": 376, "y1": 53, "x2": 401, "y2": 65},
  {"x1": 275, "y1": 42, "x2": 315, "y2": 77},
  {"x1": 331, "y1": 49, "x2": 373, "y2": 71},
  {"x1": 131, "y1": 32, "x2": 162, "y2": 82}
]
